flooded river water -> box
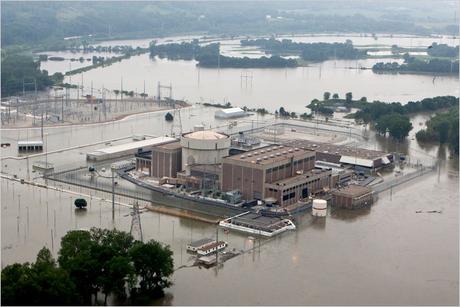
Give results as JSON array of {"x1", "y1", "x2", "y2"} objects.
[
  {"x1": 1, "y1": 33, "x2": 459, "y2": 305},
  {"x1": 39, "y1": 34, "x2": 459, "y2": 114}
]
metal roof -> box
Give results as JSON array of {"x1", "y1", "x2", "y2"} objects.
[
  {"x1": 340, "y1": 155, "x2": 374, "y2": 168},
  {"x1": 18, "y1": 141, "x2": 43, "y2": 146},
  {"x1": 188, "y1": 238, "x2": 215, "y2": 248},
  {"x1": 90, "y1": 137, "x2": 176, "y2": 155},
  {"x1": 216, "y1": 107, "x2": 245, "y2": 114}
]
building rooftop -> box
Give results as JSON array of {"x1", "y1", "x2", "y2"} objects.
[
  {"x1": 155, "y1": 141, "x2": 182, "y2": 150},
  {"x1": 183, "y1": 130, "x2": 228, "y2": 140},
  {"x1": 18, "y1": 140, "x2": 44, "y2": 146},
  {"x1": 198, "y1": 241, "x2": 226, "y2": 251},
  {"x1": 332, "y1": 184, "x2": 372, "y2": 197},
  {"x1": 188, "y1": 238, "x2": 214, "y2": 248},
  {"x1": 89, "y1": 137, "x2": 177, "y2": 155},
  {"x1": 216, "y1": 107, "x2": 245, "y2": 114},
  {"x1": 284, "y1": 140, "x2": 388, "y2": 161},
  {"x1": 230, "y1": 213, "x2": 290, "y2": 232},
  {"x1": 270, "y1": 168, "x2": 331, "y2": 186},
  {"x1": 223, "y1": 144, "x2": 313, "y2": 165}
]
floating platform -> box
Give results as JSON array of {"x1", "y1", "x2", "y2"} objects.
[{"x1": 219, "y1": 212, "x2": 296, "y2": 237}]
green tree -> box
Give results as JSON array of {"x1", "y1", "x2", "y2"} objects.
[
  {"x1": 376, "y1": 113, "x2": 413, "y2": 140},
  {"x1": 332, "y1": 93, "x2": 339, "y2": 99},
  {"x1": 2, "y1": 248, "x2": 78, "y2": 306},
  {"x1": 345, "y1": 92, "x2": 353, "y2": 102},
  {"x1": 323, "y1": 92, "x2": 331, "y2": 101},
  {"x1": 129, "y1": 240, "x2": 174, "y2": 298},
  {"x1": 58, "y1": 230, "x2": 99, "y2": 304},
  {"x1": 360, "y1": 96, "x2": 367, "y2": 102}
]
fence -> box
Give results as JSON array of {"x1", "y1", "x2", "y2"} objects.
[{"x1": 372, "y1": 165, "x2": 435, "y2": 194}]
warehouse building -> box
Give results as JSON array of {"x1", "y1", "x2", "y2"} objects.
[
  {"x1": 284, "y1": 140, "x2": 393, "y2": 173},
  {"x1": 221, "y1": 145, "x2": 332, "y2": 205},
  {"x1": 214, "y1": 107, "x2": 247, "y2": 119}
]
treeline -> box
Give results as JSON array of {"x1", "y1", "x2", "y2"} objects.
[
  {"x1": 427, "y1": 43, "x2": 459, "y2": 58},
  {"x1": 149, "y1": 40, "x2": 201, "y2": 60},
  {"x1": 373, "y1": 55, "x2": 459, "y2": 74},
  {"x1": 352, "y1": 96, "x2": 459, "y2": 124},
  {"x1": 309, "y1": 94, "x2": 458, "y2": 141},
  {"x1": 150, "y1": 41, "x2": 298, "y2": 68},
  {"x1": 241, "y1": 38, "x2": 366, "y2": 61},
  {"x1": 66, "y1": 48, "x2": 148, "y2": 76},
  {"x1": 1, "y1": 50, "x2": 63, "y2": 96},
  {"x1": 416, "y1": 107, "x2": 459, "y2": 154},
  {"x1": 3, "y1": 2, "x2": 457, "y2": 48},
  {"x1": 352, "y1": 96, "x2": 458, "y2": 141},
  {"x1": 1, "y1": 228, "x2": 174, "y2": 305}
]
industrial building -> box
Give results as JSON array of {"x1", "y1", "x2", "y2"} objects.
[
  {"x1": 18, "y1": 140, "x2": 43, "y2": 152},
  {"x1": 180, "y1": 127, "x2": 230, "y2": 175},
  {"x1": 221, "y1": 145, "x2": 332, "y2": 205},
  {"x1": 284, "y1": 140, "x2": 393, "y2": 173},
  {"x1": 214, "y1": 107, "x2": 247, "y2": 119},
  {"x1": 88, "y1": 137, "x2": 177, "y2": 161},
  {"x1": 135, "y1": 141, "x2": 182, "y2": 178},
  {"x1": 332, "y1": 184, "x2": 373, "y2": 209}
]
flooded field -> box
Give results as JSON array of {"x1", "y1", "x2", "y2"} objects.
[{"x1": 37, "y1": 34, "x2": 459, "y2": 114}]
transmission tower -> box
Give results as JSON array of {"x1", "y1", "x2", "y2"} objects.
[
  {"x1": 130, "y1": 202, "x2": 144, "y2": 242},
  {"x1": 157, "y1": 82, "x2": 172, "y2": 106}
]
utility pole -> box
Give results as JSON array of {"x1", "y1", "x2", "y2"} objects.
[
  {"x1": 61, "y1": 95, "x2": 64, "y2": 122},
  {"x1": 143, "y1": 80, "x2": 146, "y2": 103},
  {"x1": 120, "y1": 77, "x2": 123, "y2": 102},
  {"x1": 111, "y1": 167, "x2": 115, "y2": 221},
  {"x1": 215, "y1": 226, "x2": 219, "y2": 266}
]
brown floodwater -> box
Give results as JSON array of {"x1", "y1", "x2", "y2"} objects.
[{"x1": 2, "y1": 32, "x2": 459, "y2": 305}]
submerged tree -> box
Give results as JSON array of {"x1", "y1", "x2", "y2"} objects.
[{"x1": 1, "y1": 248, "x2": 79, "y2": 306}]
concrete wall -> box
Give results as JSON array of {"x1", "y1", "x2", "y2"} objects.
[
  {"x1": 151, "y1": 149, "x2": 181, "y2": 178},
  {"x1": 221, "y1": 163, "x2": 264, "y2": 200}
]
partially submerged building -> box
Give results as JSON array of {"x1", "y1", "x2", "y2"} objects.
[
  {"x1": 221, "y1": 145, "x2": 332, "y2": 205},
  {"x1": 332, "y1": 184, "x2": 373, "y2": 209},
  {"x1": 285, "y1": 140, "x2": 393, "y2": 173},
  {"x1": 215, "y1": 107, "x2": 247, "y2": 119}
]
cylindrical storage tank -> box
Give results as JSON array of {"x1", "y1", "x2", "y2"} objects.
[
  {"x1": 180, "y1": 130, "x2": 230, "y2": 174},
  {"x1": 312, "y1": 199, "x2": 327, "y2": 217}
]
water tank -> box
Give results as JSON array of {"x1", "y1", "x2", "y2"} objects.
[{"x1": 312, "y1": 199, "x2": 327, "y2": 217}]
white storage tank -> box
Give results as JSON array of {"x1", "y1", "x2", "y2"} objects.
[{"x1": 312, "y1": 199, "x2": 327, "y2": 217}]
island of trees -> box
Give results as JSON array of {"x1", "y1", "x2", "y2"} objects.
[
  {"x1": 1, "y1": 228, "x2": 174, "y2": 306},
  {"x1": 150, "y1": 41, "x2": 298, "y2": 68},
  {"x1": 416, "y1": 107, "x2": 459, "y2": 154},
  {"x1": 240, "y1": 38, "x2": 366, "y2": 61},
  {"x1": 372, "y1": 43, "x2": 459, "y2": 74},
  {"x1": 373, "y1": 57, "x2": 459, "y2": 74},
  {"x1": 307, "y1": 94, "x2": 459, "y2": 142}
]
